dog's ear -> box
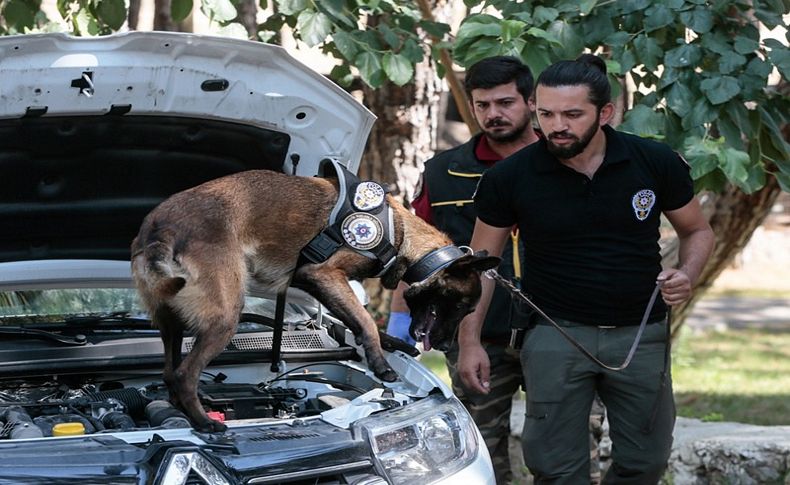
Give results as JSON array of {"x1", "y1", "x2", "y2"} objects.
[{"x1": 448, "y1": 250, "x2": 501, "y2": 274}]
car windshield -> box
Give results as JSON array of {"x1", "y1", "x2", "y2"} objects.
[{"x1": 0, "y1": 288, "x2": 310, "y2": 325}]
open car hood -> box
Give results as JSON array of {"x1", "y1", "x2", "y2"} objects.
[{"x1": 0, "y1": 31, "x2": 375, "y2": 263}]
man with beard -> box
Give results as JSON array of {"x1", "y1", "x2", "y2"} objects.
[
  {"x1": 386, "y1": 56, "x2": 537, "y2": 484},
  {"x1": 458, "y1": 54, "x2": 714, "y2": 483}
]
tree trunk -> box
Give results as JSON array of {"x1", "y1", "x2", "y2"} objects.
[
  {"x1": 153, "y1": 0, "x2": 176, "y2": 31},
  {"x1": 237, "y1": 0, "x2": 258, "y2": 39},
  {"x1": 662, "y1": 177, "x2": 782, "y2": 339},
  {"x1": 359, "y1": 5, "x2": 450, "y2": 326}
]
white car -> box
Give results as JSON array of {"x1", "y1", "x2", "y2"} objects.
[{"x1": 0, "y1": 32, "x2": 494, "y2": 485}]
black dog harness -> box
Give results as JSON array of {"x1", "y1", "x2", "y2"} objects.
[
  {"x1": 297, "y1": 160, "x2": 470, "y2": 282},
  {"x1": 298, "y1": 160, "x2": 398, "y2": 275}
]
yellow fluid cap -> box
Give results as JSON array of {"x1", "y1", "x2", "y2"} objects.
[{"x1": 52, "y1": 422, "x2": 86, "y2": 436}]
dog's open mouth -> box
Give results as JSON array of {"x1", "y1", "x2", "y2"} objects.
[{"x1": 414, "y1": 304, "x2": 438, "y2": 351}]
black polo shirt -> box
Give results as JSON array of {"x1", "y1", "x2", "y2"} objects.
[{"x1": 474, "y1": 125, "x2": 694, "y2": 326}]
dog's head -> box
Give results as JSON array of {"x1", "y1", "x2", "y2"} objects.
[{"x1": 403, "y1": 250, "x2": 500, "y2": 351}]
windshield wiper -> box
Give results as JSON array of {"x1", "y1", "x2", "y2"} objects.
[
  {"x1": 0, "y1": 327, "x2": 87, "y2": 346},
  {"x1": 64, "y1": 312, "x2": 151, "y2": 328}
]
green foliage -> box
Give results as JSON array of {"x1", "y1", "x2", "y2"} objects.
[{"x1": 452, "y1": 0, "x2": 789, "y2": 195}]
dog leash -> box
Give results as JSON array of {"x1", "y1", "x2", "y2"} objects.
[{"x1": 484, "y1": 269, "x2": 663, "y2": 371}]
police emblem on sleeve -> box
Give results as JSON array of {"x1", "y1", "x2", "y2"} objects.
[
  {"x1": 353, "y1": 182, "x2": 385, "y2": 211},
  {"x1": 632, "y1": 189, "x2": 656, "y2": 221},
  {"x1": 342, "y1": 213, "x2": 383, "y2": 250}
]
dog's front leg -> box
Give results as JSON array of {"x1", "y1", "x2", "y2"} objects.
[{"x1": 295, "y1": 268, "x2": 398, "y2": 382}]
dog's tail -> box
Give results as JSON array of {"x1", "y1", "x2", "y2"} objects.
[{"x1": 133, "y1": 226, "x2": 187, "y2": 298}]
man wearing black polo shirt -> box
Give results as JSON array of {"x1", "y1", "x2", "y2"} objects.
[
  {"x1": 458, "y1": 54, "x2": 714, "y2": 483},
  {"x1": 387, "y1": 56, "x2": 538, "y2": 484}
]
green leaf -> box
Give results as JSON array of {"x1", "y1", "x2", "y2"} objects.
[
  {"x1": 332, "y1": 31, "x2": 357, "y2": 60},
  {"x1": 717, "y1": 52, "x2": 746, "y2": 75},
  {"x1": 378, "y1": 24, "x2": 400, "y2": 49},
  {"x1": 604, "y1": 31, "x2": 632, "y2": 48},
  {"x1": 522, "y1": 45, "x2": 552, "y2": 78},
  {"x1": 772, "y1": 171, "x2": 790, "y2": 193},
  {"x1": 726, "y1": 102, "x2": 754, "y2": 139},
  {"x1": 752, "y1": 0, "x2": 784, "y2": 29},
  {"x1": 3, "y1": 0, "x2": 36, "y2": 30},
  {"x1": 634, "y1": 35, "x2": 663, "y2": 71},
  {"x1": 699, "y1": 76, "x2": 740, "y2": 105},
  {"x1": 579, "y1": 0, "x2": 597, "y2": 15},
  {"x1": 644, "y1": 4, "x2": 673, "y2": 33},
  {"x1": 619, "y1": 105, "x2": 664, "y2": 137},
  {"x1": 716, "y1": 114, "x2": 745, "y2": 151},
  {"x1": 765, "y1": 38, "x2": 790, "y2": 79},
  {"x1": 680, "y1": 7, "x2": 713, "y2": 34},
  {"x1": 547, "y1": 20, "x2": 583, "y2": 58},
  {"x1": 501, "y1": 19, "x2": 526, "y2": 43},
  {"x1": 682, "y1": 98, "x2": 717, "y2": 130},
  {"x1": 400, "y1": 38, "x2": 424, "y2": 64},
  {"x1": 525, "y1": 27, "x2": 561, "y2": 45},
  {"x1": 315, "y1": 0, "x2": 356, "y2": 29},
  {"x1": 202, "y1": 0, "x2": 237, "y2": 22},
  {"x1": 276, "y1": 0, "x2": 307, "y2": 16},
  {"x1": 665, "y1": 44, "x2": 701, "y2": 68},
  {"x1": 296, "y1": 10, "x2": 332, "y2": 47},
  {"x1": 666, "y1": 82, "x2": 694, "y2": 117},
  {"x1": 171, "y1": 0, "x2": 192, "y2": 22},
  {"x1": 95, "y1": 0, "x2": 126, "y2": 30},
  {"x1": 460, "y1": 37, "x2": 504, "y2": 67},
  {"x1": 532, "y1": 6, "x2": 559, "y2": 24},
  {"x1": 733, "y1": 35, "x2": 759, "y2": 55},
  {"x1": 682, "y1": 137, "x2": 719, "y2": 180},
  {"x1": 329, "y1": 63, "x2": 354, "y2": 88},
  {"x1": 718, "y1": 145, "x2": 750, "y2": 185},
  {"x1": 355, "y1": 51, "x2": 383, "y2": 87},
  {"x1": 701, "y1": 32, "x2": 733, "y2": 56},
  {"x1": 383, "y1": 52, "x2": 413, "y2": 86},
  {"x1": 418, "y1": 20, "x2": 450, "y2": 39},
  {"x1": 456, "y1": 17, "x2": 502, "y2": 40}
]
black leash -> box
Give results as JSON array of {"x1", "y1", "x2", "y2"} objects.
[{"x1": 484, "y1": 269, "x2": 663, "y2": 371}]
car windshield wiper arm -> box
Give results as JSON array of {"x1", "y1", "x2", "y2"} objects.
[
  {"x1": 63, "y1": 312, "x2": 151, "y2": 328},
  {"x1": 0, "y1": 327, "x2": 87, "y2": 346}
]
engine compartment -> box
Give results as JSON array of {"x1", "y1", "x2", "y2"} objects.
[{"x1": 0, "y1": 362, "x2": 379, "y2": 441}]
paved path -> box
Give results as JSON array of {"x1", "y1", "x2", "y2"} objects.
[{"x1": 684, "y1": 295, "x2": 790, "y2": 331}]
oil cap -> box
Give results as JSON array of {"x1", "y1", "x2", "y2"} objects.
[{"x1": 52, "y1": 422, "x2": 85, "y2": 436}]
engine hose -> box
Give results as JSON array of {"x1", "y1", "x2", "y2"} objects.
[{"x1": 86, "y1": 388, "x2": 151, "y2": 415}]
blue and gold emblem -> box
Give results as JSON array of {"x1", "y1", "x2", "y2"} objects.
[
  {"x1": 631, "y1": 189, "x2": 656, "y2": 221},
  {"x1": 353, "y1": 182, "x2": 385, "y2": 211},
  {"x1": 342, "y1": 213, "x2": 383, "y2": 250}
]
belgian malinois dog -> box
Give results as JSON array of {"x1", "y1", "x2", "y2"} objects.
[{"x1": 131, "y1": 169, "x2": 499, "y2": 432}]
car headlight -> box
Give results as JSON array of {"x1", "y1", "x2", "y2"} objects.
[{"x1": 356, "y1": 395, "x2": 479, "y2": 484}]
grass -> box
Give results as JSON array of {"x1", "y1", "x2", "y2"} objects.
[{"x1": 419, "y1": 325, "x2": 790, "y2": 426}]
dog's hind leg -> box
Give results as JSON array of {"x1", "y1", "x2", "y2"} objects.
[
  {"x1": 153, "y1": 305, "x2": 186, "y2": 408},
  {"x1": 295, "y1": 267, "x2": 398, "y2": 382},
  {"x1": 173, "y1": 318, "x2": 237, "y2": 433}
]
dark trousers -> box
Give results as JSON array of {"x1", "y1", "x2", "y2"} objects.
[{"x1": 520, "y1": 318, "x2": 675, "y2": 484}]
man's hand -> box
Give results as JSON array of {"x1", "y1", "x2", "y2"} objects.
[
  {"x1": 457, "y1": 342, "x2": 491, "y2": 394},
  {"x1": 657, "y1": 268, "x2": 692, "y2": 306}
]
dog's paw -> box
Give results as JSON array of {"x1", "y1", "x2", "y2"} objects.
[
  {"x1": 376, "y1": 367, "x2": 399, "y2": 382},
  {"x1": 195, "y1": 418, "x2": 228, "y2": 433}
]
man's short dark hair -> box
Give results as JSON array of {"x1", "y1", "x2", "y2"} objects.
[
  {"x1": 536, "y1": 54, "x2": 611, "y2": 110},
  {"x1": 464, "y1": 56, "x2": 534, "y2": 103}
]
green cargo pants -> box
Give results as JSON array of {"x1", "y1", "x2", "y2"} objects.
[{"x1": 520, "y1": 317, "x2": 675, "y2": 484}]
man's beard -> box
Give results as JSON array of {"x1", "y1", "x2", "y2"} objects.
[
  {"x1": 483, "y1": 117, "x2": 529, "y2": 143},
  {"x1": 546, "y1": 115, "x2": 599, "y2": 159}
]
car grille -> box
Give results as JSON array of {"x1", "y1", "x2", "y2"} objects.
[{"x1": 183, "y1": 330, "x2": 338, "y2": 352}]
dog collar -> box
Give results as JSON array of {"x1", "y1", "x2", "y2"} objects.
[{"x1": 402, "y1": 245, "x2": 470, "y2": 284}]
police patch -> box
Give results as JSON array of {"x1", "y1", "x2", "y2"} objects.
[
  {"x1": 632, "y1": 189, "x2": 656, "y2": 221},
  {"x1": 341, "y1": 212, "x2": 383, "y2": 250},
  {"x1": 353, "y1": 181, "x2": 385, "y2": 211}
]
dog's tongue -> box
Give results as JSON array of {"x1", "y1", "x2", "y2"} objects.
[{"x1": 423, "y1": 332, "x2": 432, "y2": 351}]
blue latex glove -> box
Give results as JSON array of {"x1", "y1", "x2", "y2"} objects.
[{"x1": 386, "y1": 311, "x2": 416, "y2": 346}]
